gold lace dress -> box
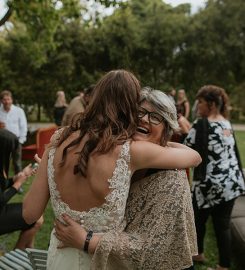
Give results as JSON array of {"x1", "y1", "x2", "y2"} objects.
[
  {"x1": 46, "y1": 137, "x2": 131, "y2": 270},
  {"x1": 91, "y1": 169, "x2": 197, "y2": 270}
]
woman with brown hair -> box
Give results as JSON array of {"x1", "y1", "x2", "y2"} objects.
[
  {"x1": 185, "y1": 85, "x2": 245, "y2": 270},
  {"x1": 55, "y1": 87, "x2": 198, "y2": 270},
  {"x1": 22, "y1": 70, "x2": 201, "y2": 269}
]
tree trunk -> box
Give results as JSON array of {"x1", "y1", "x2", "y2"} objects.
[{"x1": 37, "y1": 103, "x2": 41, "y2": 122}]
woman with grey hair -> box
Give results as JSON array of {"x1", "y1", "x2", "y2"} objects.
[
  {"x1": 139, "y1": 86, "x2": 179, "y2": 145},
  {"x1": 54, "y1": 87, "x2": 197, "y2": 270}
]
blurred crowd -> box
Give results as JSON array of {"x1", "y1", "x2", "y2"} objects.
[{"x1": 0, "y1": 77, "x2": 244, "y2": 270}]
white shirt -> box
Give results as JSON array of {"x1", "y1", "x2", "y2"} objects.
[{"x1": 0, "y1": 104, "x2": 27, "y2": 144}]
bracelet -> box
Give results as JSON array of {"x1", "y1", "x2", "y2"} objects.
[{"x1": 83, "y1": 230, "x2": 93, "y2": 252}]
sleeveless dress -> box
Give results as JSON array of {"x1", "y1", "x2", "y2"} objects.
[{"x1": 46, "y1": 138, "x2": 131, "y2": 270}]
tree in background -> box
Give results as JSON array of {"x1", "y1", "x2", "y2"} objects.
[{"x1": 0, "y1": 0, "x2": 244, "y2": 121}]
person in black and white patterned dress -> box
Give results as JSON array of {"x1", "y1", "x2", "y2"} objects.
[{"x1": 185, "y1": 85, "x2": 245, "y2": 270}]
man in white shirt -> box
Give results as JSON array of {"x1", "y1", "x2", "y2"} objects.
[{"x1": 0, "y1": 90, "x2": 27, "y2": 174}]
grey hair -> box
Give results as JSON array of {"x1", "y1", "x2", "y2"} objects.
[{"x1": 140, "y1": 87, "x2": 179, "y2": 145}]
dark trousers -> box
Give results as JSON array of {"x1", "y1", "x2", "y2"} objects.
[
  {"x1": 0, "y1": 203, "x2": 34, "y2": 235},
  {"x1": 193, "y1": 197, "x2": 235, "y2": 268},
  {"x1": 12, "y1": 142, "x2": 22, "y2": 174}
]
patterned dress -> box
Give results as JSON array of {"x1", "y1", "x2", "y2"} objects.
[
  {"x1": 91, "y1": 170, "x2": 197, "y2": 270},
  {"x1": 46, "y1": 132, "x2": 132, "y2": 270},
  {"x1": 185, "y1": 119, "x2": 245, "y2": 209}
]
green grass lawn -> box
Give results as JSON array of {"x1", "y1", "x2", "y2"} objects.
[
  {"x1": 1, "y1": 130, "x2": 245, "y2": 268},
  {"x1": 235, "y1": 130, "x2": 245, "y2": 165}
]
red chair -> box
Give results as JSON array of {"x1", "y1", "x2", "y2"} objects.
[{"x1": 22, "y1": 126, "x2": 57, "y2": 160}]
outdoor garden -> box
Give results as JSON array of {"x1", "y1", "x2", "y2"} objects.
[{"x1": 0, "y1": 0, "x2": 245, "y2": 269}]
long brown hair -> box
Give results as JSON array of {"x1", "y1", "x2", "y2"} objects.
[
  {"x1": 58, "y1": 70, "x2": 141, "y2": 176},
  {"x1": 196, "y1": 85, "x2": 230, "y2": 118}
]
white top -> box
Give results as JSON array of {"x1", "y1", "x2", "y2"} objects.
[{"x1": 0, "y1": 104, "x2": 27, "y2": 144}]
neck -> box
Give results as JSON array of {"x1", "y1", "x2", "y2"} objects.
[
  {"x1": 4, "y1": 106, "x2": 11, "y2": 112},
  {"x1": 207, "y1": 109, "x2": 225, "y2": 121}
]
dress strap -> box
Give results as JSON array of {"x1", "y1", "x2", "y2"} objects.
[
  {"x1": 49, "y1": 127, "x2": 64, "y2": 148},
  {"x1": 119, "y1": 141, "x2": 130, "y2": 164}
]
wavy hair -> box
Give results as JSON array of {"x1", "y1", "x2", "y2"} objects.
[
  {"x1": 140, "y1": 87, "x2": 179, "y2": 146},
  {"x1": 196, "y1": 85, "x2": 230, "y2": 118},
  {"x1": 58, "y1": 70, "x2": 141, "y2": 176}
]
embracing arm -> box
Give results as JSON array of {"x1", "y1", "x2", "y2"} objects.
[
  {"x1": 167, "y1": 141, "x2": 191, "y2": 149},
  {"x1": 54, "y1": 214, "x2": 100, "y2": 254},
  {"x1": 22, "y1": 150, "x2": 50, "y2": 224},
  {"x1": 131, "y1": 141, "x2": 201, "y2": 171}
]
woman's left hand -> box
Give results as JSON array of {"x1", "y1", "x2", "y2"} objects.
[{"x1": 54, "y1": 214, "x2": 86, "y2": 249}]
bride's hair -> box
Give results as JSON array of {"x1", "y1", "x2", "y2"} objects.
[{"x1": 58, "y1": 69, "x2": 141, "y2": 176}]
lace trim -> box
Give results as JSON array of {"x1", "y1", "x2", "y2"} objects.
[
  {"x1": 47, "y1": 135, "x2": 131, "y2": 227},
  {"x1": 91, "y1": 169, "x2": 197, "y2": 270}
]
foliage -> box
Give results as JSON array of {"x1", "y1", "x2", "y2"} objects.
[
  {"x1": 0, "y1": 0, "x2": 245, "y2": 121},
  {"x1": 179, "y1": 0, "x2": 245, "y2": 98}
]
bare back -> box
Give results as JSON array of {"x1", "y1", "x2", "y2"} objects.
[{"x1": 48, "y1": 129, "x2": 132, "y2": 232}]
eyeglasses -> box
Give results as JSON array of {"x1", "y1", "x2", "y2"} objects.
[{"x1": 138, "y1": 107, "x2": 164, "y2": 125}]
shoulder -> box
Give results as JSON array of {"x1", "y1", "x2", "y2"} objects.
[
  {"x1": 70, "y1": 96, "x2": 81, "y2": 105},
  {"x1": 221, "y1": 119, "x2": 232, "y2": 128},
  {"x1": 49, "y1": 127, "x2": 65, "y2": 146},
  {"x1": 130, "y1": 140, "x2": 161, "y2": 156},
  {"x1": 13, "y1": 105, "x2": 25, "y2": 113}
]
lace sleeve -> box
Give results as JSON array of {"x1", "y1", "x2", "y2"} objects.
[
  {"x1": 91, "y1": 230, "x2": 144, "y2": 270},
  {"x1": 91, "y1": 170, "x2": 197, "y2": 270}
]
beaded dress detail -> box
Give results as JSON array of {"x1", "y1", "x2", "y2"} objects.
[{"x1": 46, "y1": 130, "x2": 131, "y2": 270}]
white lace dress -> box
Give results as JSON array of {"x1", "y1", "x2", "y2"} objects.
[{"x1": 46, "y1": 140, "x2": 131, "y2": 270}]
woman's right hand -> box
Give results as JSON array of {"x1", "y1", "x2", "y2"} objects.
[
  {"x1": 13, "y1": 164, "x2": 33, "y2": 190},
  {"x1": 34, "y1": 154, "x2": 41, "y2": 164},
  {"x1": 54, "y1": 214, "x2": 101, "y2": 254}
]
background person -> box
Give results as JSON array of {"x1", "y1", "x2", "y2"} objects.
[
  {"x1": 167, "y1": 88, "x2": 176, "y2": 105},
  {"x1": 61, "y1": 89, "x2": 85, "y2": 126},
  {"x1": 0, "y1": 129, "x2": 43, "y2": 249},
  {"x1": 61, "y1": 85, "x2": 95, "y2": 126},
  {"x1": 83, "y1": 84, "x2": 95, "y2": 108},
  {"x1": 53, "y1": 90, "x2": 68, "y2": 126},
  {"x1": 176, "y1": 89, "x2": 190, "y2": 120},
  {"x1": 0, "y1": 90, "x2": 27, "y2": 174},
  {"x1": 184, "y1": 85, "x2": 245, "y2": 270},
  {"x1": 54, "y1": 87, "x2": 198, "y2": 270},
  {"x1": 0, "y1": 129, "x2": 18, "y2": 178},
  {"x1": 22, "y1": 70, "x2": 201, "y2": 270}
]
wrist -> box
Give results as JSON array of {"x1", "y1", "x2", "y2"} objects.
[
  {"x1": 12, "y1": 181, "x2": 23, "y2": 191},
  {"x1": 15, "y1": 172, "x2": 27, "y2": 185},
  {"x1": 88, "y1": 234, "x2": 100, "y2": 254},
  {"x1": 83, "y1": 230, "x2": 93, "y2": 253}
]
